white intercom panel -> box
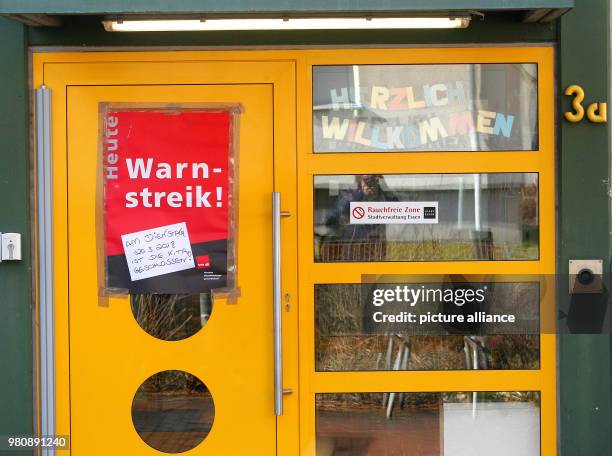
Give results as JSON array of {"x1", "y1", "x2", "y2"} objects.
[{"x1": 0, "y1": 233, "x2": 22, "y2": 261}]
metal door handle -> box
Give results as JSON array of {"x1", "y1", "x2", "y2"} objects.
[{"x1": 272, "y1": 192, "x2": 283, "y2": 416}]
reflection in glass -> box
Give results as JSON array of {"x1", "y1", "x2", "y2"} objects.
[
  {"x1": 131, "y1": 293, "x2": 212, "y2": 341},
  {"x1": 315, "y1": 283, "x2": 539, "y2": 371},
  {"x1": 316, "y1": 392, "x2": 540, "y2": 456},
  {"x1": 313, "y1": 64, "x2": 538, "y2": 152},
  {"x1": 314, "y1": 173, "x2": 539, "y2": 262},
  {"x1": 132, "y1": 370, "x2": 214, "y2": 453}
]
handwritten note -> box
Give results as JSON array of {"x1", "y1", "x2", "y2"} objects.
[{"x1": 121, "y1": 222, "x2": 195, "y2": 281}]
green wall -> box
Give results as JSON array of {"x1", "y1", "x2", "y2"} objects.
[
  {"x1": 0, "y1": 16, "x2": 33, "y2": 456},
  {"x1": 559, "y1": 0, "x2": 612, "y2": 454},
  {"x1": 0, "y1": 0, "x2": 575, "y2": 15}
]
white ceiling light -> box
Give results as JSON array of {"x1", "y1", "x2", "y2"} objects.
[{"x1": 103, "y1": 17, "x2": 471, "y2": 32}]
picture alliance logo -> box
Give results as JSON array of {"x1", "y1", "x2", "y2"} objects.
[{"x1": 372, "y1": 284, "x2": 488, "y2": 307}]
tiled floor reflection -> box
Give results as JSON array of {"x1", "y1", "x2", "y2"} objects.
[
  {"x1": 316, "y1": 392, "x2": 540, "y2": 456},
  {"x1": 318, "y1": 405, "x2": 439, "y2": 455},
  {"x1": 132, "y1": 371, "x2": 214, "y2": 453}
]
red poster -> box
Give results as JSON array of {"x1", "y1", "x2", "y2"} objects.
[{"x1": 103, "y1": 107, "x2": 234, "y2": 294}]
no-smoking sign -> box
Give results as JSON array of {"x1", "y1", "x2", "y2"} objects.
[
  {"x1": 352, "y1": 206, "x2": 365, "y2": 220},
  {"x1": 349, "y1": 201, "x2": 439, "y2": 225}
]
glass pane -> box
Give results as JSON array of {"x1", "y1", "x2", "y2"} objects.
[
  {"x1": 314, "y1": 173, "x2": 539, "y2": 262},
  {"x1": 313, "y1": 64, "x2": 538, "y2": 152},
  {"x1": 132, "y1": 370, "x2": 214, "y2": 453},
  {"x1": 315, "y1": 283, "x2": 540, "y2": 371},
  {"x1": 131, "y1": 293, "x2": 212, "y2": 341},
  {"x1": 316, "y1": 392, "x2": 540, "y2": 456}
]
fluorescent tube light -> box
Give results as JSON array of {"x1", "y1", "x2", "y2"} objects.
[{"x1": 103, "y1": 17, "x2": 471, "y2": 32}]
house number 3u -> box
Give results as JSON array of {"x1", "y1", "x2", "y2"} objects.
[{"x1": 564, "y1": 85, "x2": 608, "y2": 123}]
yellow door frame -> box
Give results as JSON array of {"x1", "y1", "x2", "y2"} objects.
[
  {"x1": 296, "y1": 47, "x2": 556, "y2": 456},
  {"x1": 33, "y1": 46, "x2": 556, "y2": 455}
]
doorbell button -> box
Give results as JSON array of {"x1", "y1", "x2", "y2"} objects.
[
  {"x1": 577, "y1": 268, "x2": 595, "y2": 286},
  {"x1": 569, "y1": 259, "x2": 603, "y2": 294}
]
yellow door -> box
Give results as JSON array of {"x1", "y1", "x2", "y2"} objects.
[
  {"x1": 36, "y1": 57, "x2": 298, "y2": 455},
  {"x1": 36, "y1": 48, "x2": 557, "y2": 456}
]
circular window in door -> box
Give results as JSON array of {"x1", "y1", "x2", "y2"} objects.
[
  {"x1": 130, "y1": 293, "x2": 213, "y2": 341},
  {"x1": 132, "y1": 370, "x2": 215, "y2": 453}
]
